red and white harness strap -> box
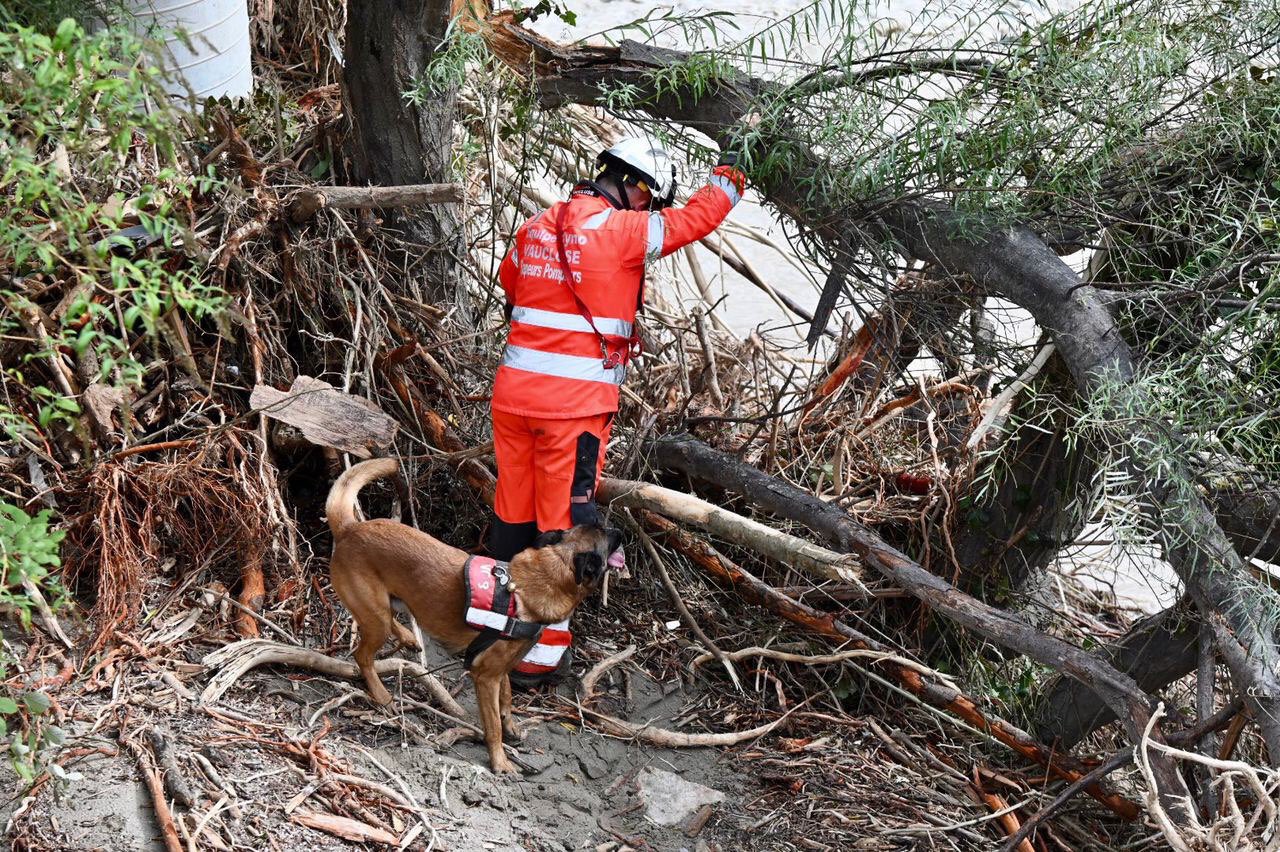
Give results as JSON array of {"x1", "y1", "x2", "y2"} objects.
[
  {"x1": 513, "y1": 619, "x2": 571, "y2": 675},
  {"x1": 463, "y1": 556, "x2": 571, "y2": 673}
]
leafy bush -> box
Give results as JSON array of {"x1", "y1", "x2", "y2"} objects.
[
  {"x1": 0, "y1": 503, "x2": 69, "y2": 782},
  {"x1": 0, "y1": 18, "x2": 225, "y2": 783},
  {"x1": 0, "y1": 19, "x2": 225, "y2": 443}
]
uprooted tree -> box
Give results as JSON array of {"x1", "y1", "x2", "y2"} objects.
[
  {"x1": 464, "y1": 0, "x2": 1280, "y2": 834},
  {"x1": 2, "y1": 0, "x2": 1280, "y2": 846}
]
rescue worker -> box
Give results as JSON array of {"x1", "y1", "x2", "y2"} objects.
[{"x1": 485, "y1": 137, "x2": 747, "y2": 686}]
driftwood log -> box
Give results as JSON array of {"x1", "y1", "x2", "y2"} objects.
[{"x1": 250, "y1": 375, "x2": 398, "y2": 459}]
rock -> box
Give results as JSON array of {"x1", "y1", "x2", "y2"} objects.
[
  {"x1": 577, "y1": 752, "x2": 610, "y2": 780},
  {"x1": 462, "y1": 788, "x2": 484, "y2": 806},
  {"x1": 635, "y1": 767, "x2": 725, "y2": 827}
]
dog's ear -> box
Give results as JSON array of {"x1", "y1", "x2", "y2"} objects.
[
  {"x1": 532, "y1": 529, "x2": 565, "y2": 549},
  {"x1": 573, "y1": 550, "x2": 605, "y2": 585}
]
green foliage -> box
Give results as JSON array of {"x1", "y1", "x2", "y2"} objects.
[
  {"x1": 516, "y1": 0, "x2": 577, "y2": 27},
  {"x1": 0, "y1": 503, "x2": 70, "y2": 783},
  {"x1": 407, "y1": 25, "x2": 489, "y2": 98},
  {"x1": 0, "y1": 0, "x2": 125, "y2": 32},
  {"x1": 0, "y1": 19, "x2": 226, "y2": 442},
  {"x1": 0, "y1": 504, "x2": 64, "y2": 631}
]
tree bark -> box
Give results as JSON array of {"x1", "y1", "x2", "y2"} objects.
[
  {"x1": 1035, "y1": 603, "x2": 1199, "y2": 748},
  {"x1": 342, "y1": 0, "x2": 460, "y2": 292}
]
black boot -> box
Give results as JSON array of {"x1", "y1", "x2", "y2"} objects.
[{"x1": 487, "y1": 518, "x2": 537, "y2": 561}]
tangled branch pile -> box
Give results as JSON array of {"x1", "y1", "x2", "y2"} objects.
[{"x1": 2, "y1": 0, "x2": 1280, "y2": 848}]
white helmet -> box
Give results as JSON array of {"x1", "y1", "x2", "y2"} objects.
[{"x1": 596, "y1": 137, "x2": 677, "y2": 208}]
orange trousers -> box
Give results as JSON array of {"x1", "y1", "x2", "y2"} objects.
[{"x1": 491, "y1": 410, "x2": 612, "y2": 553}]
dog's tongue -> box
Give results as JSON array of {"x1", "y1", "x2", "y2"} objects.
[{"x1": 607, "y1": 547, "x2": 629, "y2": 579}]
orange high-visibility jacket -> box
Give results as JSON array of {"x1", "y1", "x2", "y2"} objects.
[{"x1": 492, "y1": 165, "x2": 744, "y2": 419}]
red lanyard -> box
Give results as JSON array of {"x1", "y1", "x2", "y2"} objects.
[{"x1": 553, "y1": 202, "x2": 642, "y2": 369}]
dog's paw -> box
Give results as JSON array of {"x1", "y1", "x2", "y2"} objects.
[
  {"x1": 502, "y1": 720, "x2": 525, "y2": 743},
  {"x1": 490, "y1": 755, "x2": 523, "y2": 776},
  {"x1": 369, "y1": 686, "x2": 395, "y2": 707}
]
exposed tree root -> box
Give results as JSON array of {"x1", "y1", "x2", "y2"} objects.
[{"x1": 201, "y1": 639, "x2": 466, "y2": 719}]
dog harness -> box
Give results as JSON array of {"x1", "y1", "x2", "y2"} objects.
[{"x1": 463, "y1": 556, "x2": 570, "y2": 673}]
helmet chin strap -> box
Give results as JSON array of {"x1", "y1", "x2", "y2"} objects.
[{"x1": 580, "y1": 174, "x2": 652, "y2": 212}]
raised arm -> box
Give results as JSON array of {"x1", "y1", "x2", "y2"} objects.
[{"x1": 647, "y1": 163, "x2": 746, "y2": 262}]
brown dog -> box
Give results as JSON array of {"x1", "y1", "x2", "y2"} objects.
[{"x1": 325, "y1": 458, "x2": 620, "y2": 774}]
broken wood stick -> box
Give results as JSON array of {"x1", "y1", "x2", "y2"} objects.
[
  {"x1": 287, "y1": 183, "x2": 463, "y2": 224},
  {"x1": 200, "y1": 639, "x2": 466, "y2": 719},
  {"x1": 690, "y1": 645, "x2": 939, "y2": 674},
  {"x1": 580, "y1": 644, "x2": 637, "y2": 706},
  {"x1": 628, "y1": 507, "x2": 1141, "y2": 821},
  {"x1": 290, "y1": 808, "x2": 400, "y2": 846},
  {"x1": 146, "y1": 728, "x2": 195, "y2": 809},
  {"x1": 970, "y1": 782, "x2": 1034, "y2": 852},
  {"x1": 20, "y1": 578, "x2": 73, "y2": 649},
  {"x1": 124, "y1": 735, "x2": 184, "y2": 852},
  {"x1": 598, "y1": 478, "x2": 862, "y2": 586}
]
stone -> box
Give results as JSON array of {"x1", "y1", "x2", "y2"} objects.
[{"x1": 635, "y1": 767, "x2": 725, "y2": 827}]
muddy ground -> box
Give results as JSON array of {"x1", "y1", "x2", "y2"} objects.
[
  {"x1": 0, "y1": 567, "x2": 1107, "y2": 852},
  {"x1": 0, "y1": 619, "x2": 771, "y2": 852}
]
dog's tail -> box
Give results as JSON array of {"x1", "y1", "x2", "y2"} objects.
[{"x1": 325, "y1": 457, "x2": 399, "y2": 537}]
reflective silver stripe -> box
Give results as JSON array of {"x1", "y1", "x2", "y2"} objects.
[
  {"x1": 502, "y1": 345, "x2": 625, "y2": 385},
  {"x1": 709, "y1": 174, "x2": 741, "y2": 207},
  {"x1": 521, "y1": 642, "x2": 568, "y2": 667},
  {"x1": 645, "y1": 213, "x2": 665, "y2": 264},
  {"x1": 544, "y1": 618, "x2": 569, "y2": 630},
  {"x1": 466, "y1": 607, "x2": 510, "y2": 631},
  {"x1": 582, "y1": 208, "x2": 613, "y2": 230},
  {"x1": 511, "y1": 306, "x2": 632, "y2": 337}
]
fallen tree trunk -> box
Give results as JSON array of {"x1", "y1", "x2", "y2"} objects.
[
  {"x1": 471, "y1": 16, "x2": 1280, "y2": 766},
  {"x1": 629, "y1": 507, "x2": 1142, "y2": 820},
  {"x1": 1036, "y1": 485, "x2": 1280, "y2": 746},
  {"x1": 645, "y1": 435, "x2": 1192, "y2": 812},
  {"x1": 286, "y1": 183, "x2": 463, "y2": 224},
  {"x1": 1035, "y1": 603, "x2": 1199, "y2": 749}
]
